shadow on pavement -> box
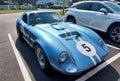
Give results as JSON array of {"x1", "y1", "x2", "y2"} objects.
[
  {"x1": 86, "y1": 65, "x2": 120, "y2": 81},
  {"x1": 15, "y1": 38, "x2": 119, "y2": 81}
]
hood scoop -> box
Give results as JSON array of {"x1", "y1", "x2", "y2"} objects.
[
  {"x1": 51, "y1": 23, "x2": 66, "y2": 30},
  {"x1": 59, "y1": 31, "x2": 80, "y2": 40}
]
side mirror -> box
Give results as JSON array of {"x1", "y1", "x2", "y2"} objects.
[{"x1": 99, "y1": 8, "x2": 108, "y2": 14}]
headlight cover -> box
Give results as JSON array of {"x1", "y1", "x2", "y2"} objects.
[
  {"x1": 99, "y1": 38, "x2": 108, "y2": 51},
  {"x1": 59, "y1": 51, "x2": 68, "y2": 63},
  {"x1": 99, "y1": 38, "x2": 104, "y2": 45}
]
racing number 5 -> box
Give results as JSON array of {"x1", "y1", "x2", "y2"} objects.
[{"x1": 81, "y1": 44, "x2": 91, "y2": 52}]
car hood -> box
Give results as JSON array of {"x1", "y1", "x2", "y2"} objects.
[{"x1": 35, "y1": 22, "x2": 108, "y2": 71}]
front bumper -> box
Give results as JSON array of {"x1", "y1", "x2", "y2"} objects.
[{"x1": 59, "y1": 60, "x2": 104, "y2": 75}]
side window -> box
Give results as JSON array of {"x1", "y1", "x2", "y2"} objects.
[
  {"x1": 22, "y1": 14, "x2": 27, "y2": 24},
  {"x1": 91, "y1": 3, "x2": 112, "y2": 13},
  {"x1": 77, "y1": 3, "x2": 92, "y2": 10}
]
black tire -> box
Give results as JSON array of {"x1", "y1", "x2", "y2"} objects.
[
  {"x1": 108, "y1": 25, "x2": 120, "y2": 43},
  {"x1": 16, "y1": 26, "x2": 22, "y2": 39},
  {"x1": 35, "y1": 45, "x2": 50, "y2": 70},
  {"x1": 67, "y1": 16, "x2": 76, "y2": 24}
]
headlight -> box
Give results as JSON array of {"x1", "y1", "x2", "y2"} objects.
[
  {"x1": 99, "y1": 38, "x2": 108, "y2": 51},
  {"x1": 59, "y1": 51, "x2": 68, "y2": 63},
  {"x1": 99, "y1": 38, "x2": 104, "y2": 45}
]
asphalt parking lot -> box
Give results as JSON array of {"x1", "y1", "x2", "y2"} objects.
[{"x1": 0, "y1": 12, "x2": 120, "y2": 81}]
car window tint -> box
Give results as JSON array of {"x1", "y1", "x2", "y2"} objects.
[
  {"x1": 91, "y1": 3, "x2": 112, "y2": 13},
  {"x1": 105, "y1": 2, "x2": 120, "y2": 12},
  {"x1": 29, "y1": 12, "x2": 63, "y2": 25},
  {"x1": 22, "y1": 14, "x2": 27, "y2": 24},
  {"x1": 77, "y1": 3, "x2": 92, "y2": 10},
  {"x1": 117, "y1": 3, "x2": 120, "y2": 6},
  {"x1": 71, "y1": 3, "x2": 79, "y2": 8}
]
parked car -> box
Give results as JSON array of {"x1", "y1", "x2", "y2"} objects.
[
  {"x1": 16, "y1": 10, "x2": 109, "y2": 75},
  {"x1": 65, "y1": 1, "x2": 120, "y2": 43}
]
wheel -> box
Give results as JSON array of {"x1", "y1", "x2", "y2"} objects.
[
  {"x1": 35, "y1": 45, "x2": 50, "y2": 70},
  {"x1": 67, "y1": 16, "x2": 76, "y2": 24},
  {"x1": 108, "y1": 25, "x2": 120, "y2": 43},
  {"x1": 16, "y1": 26, "x2": 22, "y2": 39}
]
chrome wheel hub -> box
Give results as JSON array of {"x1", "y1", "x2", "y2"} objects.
[
  {"x1": 111, "y1": 27, "x2": 120, "y2": 43},
  {"x1": 37, "y1": 48, "x2": 45, "y2": 67}
]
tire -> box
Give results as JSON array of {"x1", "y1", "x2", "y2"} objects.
[
  {"x1": 108, "y1": 25, "x2": 120, "y2": 43},
  {"x1": 67, "y1": 16, "x2": 76, "y2": 24},
  {"x1": 16, "y1": 26, "x2": 22, "y2": 39},
  {"x1": 35, "y1": 45, "x2": 50, "y2": 70}
]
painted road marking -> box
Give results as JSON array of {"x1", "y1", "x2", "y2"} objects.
[
  {"x1": 75, "y1": 52, "x2": 120, "y2": 81},
  {"x1": 8, "y1": 33, "x2": 32, "y2": 81},
  {"x1": 106, "y1": 44, "x2": 120, "y2": 50}
]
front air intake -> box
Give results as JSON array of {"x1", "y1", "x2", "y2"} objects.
[{"x1": 59, "y1": 31, "x2": 80, "y2": 40}]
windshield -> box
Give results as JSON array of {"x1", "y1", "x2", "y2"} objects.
[
  {"x1": 29, "y1": 12, "x2": 63, "y2": 25},
  {"x1": 105, "y1": 2, "x2": 120, "y2": 12}
]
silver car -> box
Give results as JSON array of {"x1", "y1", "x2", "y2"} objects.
[{"x1": 65, "y1": 1, "x2": 120, "y2": 43}]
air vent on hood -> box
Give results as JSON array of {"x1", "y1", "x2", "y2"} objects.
[
  {"x1": 51, "y1": 24, "x2": 66, "y2": 30},
  {"x1": 59, "y1": 31, "x2": 80, "y2": 40}
]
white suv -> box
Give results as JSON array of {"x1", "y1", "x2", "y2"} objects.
[{"x1": 65, "y1": 1, "x2": 120, "y2": 43}]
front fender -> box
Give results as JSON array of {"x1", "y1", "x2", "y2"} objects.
[
  {"x1": 33, "y1": 28, "x2": 67, "y2": 69},
  {"x1": 80, "y1": 27, "x2": 100, "y2": 43},
  {"x1": 77, "y1": 25, "x2": 108, "y2": 52}
]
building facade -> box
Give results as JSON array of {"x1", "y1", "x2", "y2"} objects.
[{"x1": 36, "y1": 0, "x2": 70, "y2": 8}]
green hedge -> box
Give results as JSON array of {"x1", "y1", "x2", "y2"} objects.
[{"x1": 0, "y1": 10, "x2": 27, "y2": 14}]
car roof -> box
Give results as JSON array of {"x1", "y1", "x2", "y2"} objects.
[
  {"x1": 25, "y1": 10, "x2": 56, "y2": 15},
  {"x1": 72, "y1": 1, "x2": 112, "y2": 6}
]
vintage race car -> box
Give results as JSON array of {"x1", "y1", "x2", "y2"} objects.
[{"x1": 16, "y1": 10, "x2": 109, "y2": 75}]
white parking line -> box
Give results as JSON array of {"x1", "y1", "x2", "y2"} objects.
[
  {"x1": 75, "y1": 53, "x2": 120, "y2": 81},
  {"x1": 8, "y1": 33, "x2": 32, "y2": 81},
  {"x1": 106, "y1": 44, "x2": 120, "y2": 50}
]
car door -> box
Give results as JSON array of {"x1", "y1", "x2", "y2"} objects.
[
  {"x1": 75, "y1": 2, "x2": 93, "y2": 27},
  {"x1": 21, "y1": 14, "x2": 34, "y2": 46},
  {"x1": 88, "y1": 3, "x2": 113, "y2": 32},
  {"x1": 20, "y1": 14, "x2": 29, "y2": 39}
]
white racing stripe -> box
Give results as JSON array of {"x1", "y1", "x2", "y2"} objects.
[
  {"x1": 60, "y1": 28, "x2": 101, "y2": 65},
  {"x1": 106, "y1": 44, "x2": 120, "y2": 50},
  {"x1": 75, "y1": 53, "x2": 120, "y2": 81},
  {"x1": 8, "y1": 33, "x2": 32, "y2": 81}
]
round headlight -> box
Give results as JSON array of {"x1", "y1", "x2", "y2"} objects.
[
  {"x1": 99, "y1": 38, "x2": 104, "y2": 45},
  {"x1": 59, "y1": 51, "x2": 68, "y2": 63},
  {"x1": 99, "y1": 39, "x2": 108, "y2": 51}
]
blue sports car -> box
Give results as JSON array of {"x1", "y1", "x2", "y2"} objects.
[{"x1": 16, "y1": 10, "x2": 109, "y2": 75}]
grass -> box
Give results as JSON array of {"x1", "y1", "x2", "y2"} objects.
[
  {"x1": 57, "y1": 10, "x2": 65, "y2": 16},
  {"x1": 0, "y1": 10, "x2": 27, "y2": 14}
]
